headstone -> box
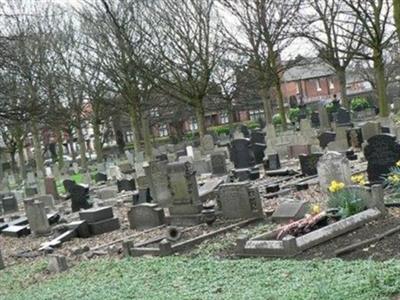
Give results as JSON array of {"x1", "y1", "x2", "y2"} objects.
[
  {"x1": 318, "y1": 131, "x2": 336, "y2": 149},
  {"x1": 210, "y1": 152, "x2": 227, "y2": 175},
  {"x1": 144, "y1": 160, "x2": 171, "y2": 207},
  {"x1": 127, "y1": 203, "x2": 165, "y2": 230},
  {"x1": 229, "y1": 138, "x2": 255, "y2": 168},
  {"x1": 79, "y1": 206, "x2": 114, "y2": 223},
  {"x1": 311, "y1": 111, "x2": 320, "y2": 128},
  {"x1": 252, "y1": 143, "x2": 266, "y2": 164},
  {"x1": 24, "y1": 199, "x2": 51, "y2": 236},
  {"x1": 327, "y1": 127, "x2": 349, "y2": 152},
  {"x1": 250, "y1": 131, "x2": 265, "y2": 144},
  {"x1": 287, "y1": 144, "x2": 311, "y2": 159},
  {"x1": 72, "y1": 162, "x2": 79, "y2": 174},
  {"x1": 239, "y1": 124, "x2": 250, "y2": 138},
  {"x1": 2, "y1": 225, "x2": 30, "y2": 237},
  {"x1": 67, "y1": 182, "x2": 91, "y2": 212},
  {"x1": 271, "y1": 200, "x2": 309, "y2": 223},
  {"x1": 1, "y1": 195, "x2": 18, "y2": 213},
  {"x1": 117, "y1": 179, "x2": 136, "y2": 192},
  {"x1": 107, "y1": 165, "x2": 122, "y2": 180},
  {"x1": 201, "y1": 134, "x2": 215, "y2": 153},
  {"x1": 44, "y1": 176, "x2": 60, "y2": 200},
  {"x1": 364, "y1": 134, "x2": 400, "y2": 183},
  {"x1": 217, "y1": 182, "x2": 263, "y2": 219},
  {"x1": 186, "y1": 146, "x2": 194, "y2": 158},
  {"x1": 36, "y1": 194, "x2": 55, "y2": 210},
  {"x1": 298, "y1": 153, "x2": 323, "y2": 176},
  {"x1": 96, "y1": 187, "x2": 118, "y2": 200},
  {"x1": 317, "y1": 151, "x2": 352, "y2": 191},
  {"x1": 347, "y1": 127, "x2": 363, "y2": 149},
  {"x1": 167, "y1": 161, "x2": 202, "y2": 222},
  {"x1": 361, "y1": 121, "x2": 381, "y2": 142},
  {"x1": 48, "y1": 255, "x2": 68, "y2": 273},
  {"x1": 264, "y1": 153, "x2": 281, "y2": 170},
  {"x1": 88, "y1": 217, "x2": 120, "y2": 235},
  {"x1": 334, "y1": 107, "x2": 352, "y2": 126},
  {"x1": 318, "y1": 102, "x2": 330, "y2": 130},
  {"x1": 94, "y1": 172, "x2": 107, "y2": 183}
]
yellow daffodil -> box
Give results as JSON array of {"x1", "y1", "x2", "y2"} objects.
[
  {"x1": 389, "y1": 174, "x2": 400, "y2": 184},
  {"x1": 311, "y1": 204, "x2": 321, "y2": 215},
  {"x1": 396, "y1": 161, "x2": 400, "y2": 167},
  {"x1": 328, "y1": 180, "x2": 345, "y2": 193},
  {"x1": 351, "y1": 174, "x2": 366, "y2": 186}
]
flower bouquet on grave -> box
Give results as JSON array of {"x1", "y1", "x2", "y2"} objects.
[{"x1": 383, "y1": 161, "x2": 400, "y2": 204}]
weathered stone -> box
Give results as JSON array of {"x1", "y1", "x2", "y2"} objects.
[
  {"x1": 229, "y1": 138, "x2": 255, "y2": 169},
  {"x1": 210, "y1": 152, "x2": 227, "y2": 175},
  {"x1": 1, "y1": 225, "x2": 30, "y2": 237},
  {"x1": 117, "y1": 179, "x2": 136, "y2": 193},
  {"x1": 24, "y1": 199, "x2": 51, "y2": 236},
  {"x1": 217, "y1": 182, "x2": 263, "y2": 219},
  {"x1": 287, "y1": 144, "x2": 311, "y2": 159},
  {"x1": 272, "y1": 200, "x2": 309, "y2": 223},
  {"x1": 263, "y1": 153, "x2": 281, "y2": 171},
  {"x1": 299, "y1": 153, "x2": 323, "y2": 176},
  {"x1": 88, "y1": 217, "x2": 120, "y2": 235},
  {"x1": 318, "y1": 131, "x2": 336, "y2": 149},
  {"x1": 48, "y1": 255, "x2": 68, "y2": 273},
  {"x1": 361, "y1": 121, "x2": 381, "y2": 142},
  {"x1": 317, "y1": 151, "x2": 352, "y2": 191},
  {"x1": 144, "y1": 160, "x2": 171, "y2": 208},
  {"x1": 1, "y1": 195, "x2": 18, "y2": 213},
  {"x1": 44, "y1": 176, "x2": 60, "y2": 200},
  {"x1": 127, "y1": 203, "x2": 165, "y2": 230},
  {"x1": 96, "y1": 187, "x2": 118, "y2": 200},
  {"x1": 94, "y1": 172, "x2": 107, "y2": 183},
  {"x1": 79, "y1": 206, "x2": 114, "y2": 224}
]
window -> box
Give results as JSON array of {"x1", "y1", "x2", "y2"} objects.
[
  {"x1": 296, "y1": 82, "x2": 301, "y2": 94},
  {"x1": 220, "y1": 112, "x2": 229, "y2": 124},
  {"x1": 159, "y1": 124, "x2": 169, "y2": 137},
  {"x1": 189, "y1": 118, "x2": 198, "y2": 131},
  {"x1": 249, "y1": 109, "x2": 264, "y2": 121},
  {"x1": 150, "y1": 108, "x2": 159, "y2": 118},
  {"x1": 315, "y1": 79, "x2": 321, "y2": 91},
  {"x1": 329, "y1": 79, "x2": 335, "y2": 89},
  {"x1": 126, "y1": 131, "x2": 134, "y2": 143}
]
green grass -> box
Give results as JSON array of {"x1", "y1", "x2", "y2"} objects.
[
  {"x1": 1, "y1": 256, "x2": 400, "y2": 300},
  {"x1": 56, "y1": 173, "x2": 86, "y2": 194}
]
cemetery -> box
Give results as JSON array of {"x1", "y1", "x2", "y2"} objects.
[{"x1": 1, "y1": 0, "x2": 400, "y2": 299}]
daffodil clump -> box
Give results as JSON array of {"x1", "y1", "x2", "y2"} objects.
[
  {"x1": 351, "y1": 174, "x2": 366, "y2": 186},
  {"x1": 384, "y1": 161, "x2": 400, "y2": 191},
  {"x1": 328, "y1": 180, "x2": 345, "y2": 193},
  {"x1": 388, "y1": 174, "x2": 400, "y2": 185}
]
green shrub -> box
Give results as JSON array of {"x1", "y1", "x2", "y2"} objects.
[
  {"x1": 351, "y1": 97, "x2": 370, "y2": 112},
  {"x1": 328, "y1": 189, "x2": 367, "y2": 218},
  {"x1": 244, "y1": 120, "x2": 260, "y2": 129},
  {"x1": 210, "y1": 125, "x2": 230, "y2": 135},
  {"x1": 325, "y1": 102, "x2": 338, "y2": 114},
  {"x1": 272, "y1": 114, "x2": 282, "y2": 125},
  {"x1": 288, "y1": 108, "x2": 300, "y2": 123}
]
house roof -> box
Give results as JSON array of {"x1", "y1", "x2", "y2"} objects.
[{"x1": 282, "y1": 58, "x2": 335, "y2": 82}]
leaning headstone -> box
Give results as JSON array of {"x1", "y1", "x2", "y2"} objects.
[
  {"x1": 298, "y1": 153, "x2": 323, "y2": 176},
  {"x1": 127, "y1": 203, "x2": 165, "y2": 230},
  {"x1": 364, "y1": 134, "x2": 400, "y2": 183},
  {"x1": 271, "y1": 200, "x2": 309, "y2": 223},
  {"x1": 217, "y1": 182, "x2": 263, "y2": 219},
  {"x1": 144, "y1": 160, "x2": 171, "y2": 207},
  {"x1": 210, "y1": 152, "x2": 227, "y2": 175},
  {"x1": 24, "y1": 199, "x2": 51, "y2": 236},
  {"x1": 317, "y1": 151, "x2": 352, "y2": 191},
  {"x1": 361, "y1": 121, "x2": 381, "y2": 142}
]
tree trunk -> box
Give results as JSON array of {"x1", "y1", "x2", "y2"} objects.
[
  {"x1": 31, "y1": 120, "x2": 45, "y2": 177},
  {"x1": 128, "y1": 106, "x2": 142, "y2": 154},
  {"x1": 194, "y1": 101, "x2": 206, "y2": 139},
  {"x1": 395, "y1": 0, "x2": 400, "y2": 42},
  {"x1": 93, "y1": 119, "x2": 103, "y2": 163},
  {"x1": 141, "y1": 114, "x2": 153, "y2": 160},
  {"x1": 57, "y1": 130, "x2": 65, "y2": 171},
  {"x1": 76, "y1": 123, "x2": 88, "y2": 171},
  {"x1": 227, "y1": 99, "x2": 235, "y2": 128},
  {"x1": 337, "y1": 68, "x2": 349, "y2": 109},
  {"x1": 275, "y1": 79, "x2": 287, "y2": 130},
  {"x1": 259, "y1": 88, "x2": 273, "y2": 125},
  {"x1": 374, "y1": 54, "x2": 389, "y2": 117},
  {"x1": 17, "y1": 138, "x2": 26, "y2": 181}
]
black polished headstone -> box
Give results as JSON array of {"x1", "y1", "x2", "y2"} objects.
[
  {"x1": 250, "y1": 131, "x2": 265, "y2": 144},
  {"x1": 94, "y1": 172, "x2": 107, "y2": 183},
  {"x1": 364, "y1": 134, "x2": 400, "y2": 183},
  {"x1": 298, "y1": 153, "x2": 323, "y2": 176},
  {"x1": 318, "y1": 131, "x2": 336, "y2": 149},
  {"x1": 229, "y1": 138, "x2": 255, "y2": 169},
  {"x1": 263, "y1": 153, "x2": 281, "y2": 171},
  {"x1": 334, "y1": 107, "x2": 352, "y2": 126},
  {"x1": 117, "y1": 179, "x2": 136, "y2": 192},
  {"x1": 252, "y1": 143, "x2": 266, "y2": 164}
]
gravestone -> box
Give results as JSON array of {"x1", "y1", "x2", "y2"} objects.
[
  {"x1": 44, "y1": 177, "x2": 60, "y2": 200},
  {"x1": 318, "y1": 131, "x2": 336, "y2": 149},
  {"x1": 97, "y1": 187, "x2": 118, "y2": 200},
  {"x1": 311, "y1": 111, "x2": 320, "y2": 128},
  {"x1": 36, "y1": 194, "x2": 55, "y2": 210},
  {"x1": 297, "y1": 104, "x2": 308, "y2": 121},
  {"x1": 94, "y1": 172, "x2": 107, "y2": 183},
  {"x1": 364, "y1": 134, "x2": 400, "y2": 183},
  {"x1": 229, "y1": 138, "x2": 255, "y2": 168},
  {"x1": 2, "y1": 195, "x2": 18, "y2": 214},
  {"x1": 24, "y1": 199, "x2": 51, "y2": 236},
  {"x1": 361, "y1": 122, "x2": 380, "y2": 142},
  {"x1": 217, "y1": 182, "x2": 263, "y2": 219},
  {"x1": 318, "y1": 102, "x2": 330, "y2": 130},
  {"x1": 381, "y1": 126, "x2": 390, "y2": 134},
  {"x1": 271, "y1": 200, "x2": 309, "y2": 223},
  {"x1": 79, "y1": 206, "x2": 113, "y2": 224},
  {"x1": 317, "y1": 151, "x2": 352, "y2": 191},
  {"x1": 167, "y1": 161, "x2": 202, "y2": 224},
  {"x1": 144, "y1": 160, "x2": 171, "y2": 207},
  {"x1": 127, "y1": 203, "x2": 165, "y2": 230},
  {"x1": 252, "y1": 143, "x2": 266, "y2": 164},
  {"x1": 287, "y1": 144, "x2": 311, "y2": 159},
  {"x1": 347, "y1": 127, "x2": 363, "y2": 149},
  {"x1": 250, "y1": 131, "x2": 265, "y2": 144},
  {"x1": 327, "y1": 127, "x2": 349, "y2": 152},
  {"x1": 218, "y1": 133, "x2": 230, "y2": 147},
  {"x1": 176, "y1": 149, "x2": 187, "y2": 159},
  {"x1": 334, "y1": 107, "x2": 352, "y2": 126},
  {"x1": 48, "y1": 255, "x2": 68, "y2": 273},
  {"x1": 298, "y1": 153, "x2": 323, "y2": 176},
  {"x1": 264, "y1": 153, "x2": 281, "y2": 170},
  {"x1": 239, "y1": 124, "x2": 250, "y2": 138},
  {"x1": 210, "y1": 152, "x2": 227, "y2": 175},
  {"x1": 65, "y1": 181, "x2": 91, "y2": 212},
  {"x1": 117, "y1": 179, "x2": 136, "y2": 192},
  {"x1": 201, "y1": 134, "x2": 215, "y2": 153}
]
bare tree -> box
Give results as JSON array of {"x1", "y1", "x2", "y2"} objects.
[
  {"x1": 343, "y1": 0, "x2": 395, "y2": 117},
  {"x1": 144, "y1": 0, "x2": 224, "y2": 140},
  {"x1": 298, "y1": 0, "x2": 363, "y2": 108},
  {"x1": 395, "y1": 0, "x2": 400, "y2": 41},
  {"x1": 220, "y1": 0, "x2": 302, "y2": 130}
]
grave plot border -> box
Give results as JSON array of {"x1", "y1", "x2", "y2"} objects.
[{"x1": 236, "y1": 208, "x2": 381, "y2": 257}]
